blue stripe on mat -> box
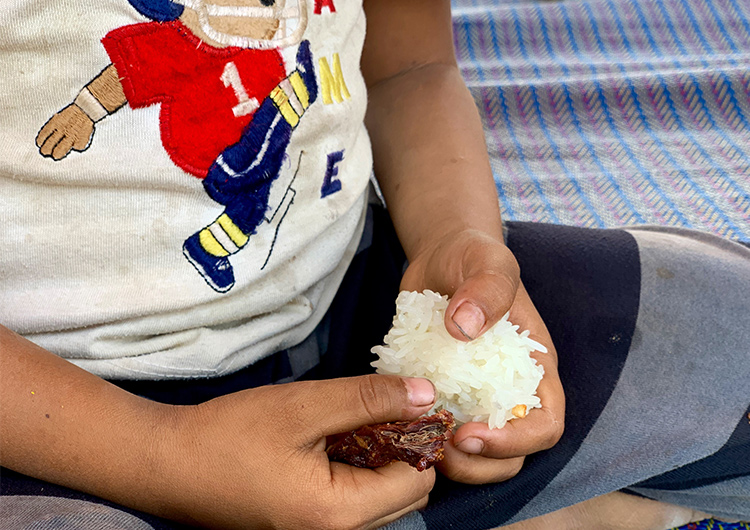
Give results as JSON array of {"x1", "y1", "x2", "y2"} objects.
[{"x1": 452, "y1": 0, "x2": 750, "y2": 241}]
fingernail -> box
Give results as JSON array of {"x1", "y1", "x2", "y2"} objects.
[
  {"x1": 404, "y1": 377, "x2": 435, "y2": 407},
  {"x1": 452, "y1": 302, "x2": 485, "y2": 340},
  {"x1": 457, "y1": 437, "x2": 484, "y2": 455}
]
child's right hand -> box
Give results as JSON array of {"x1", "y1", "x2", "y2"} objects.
[
  {"x1": 158, "y1": 375, "x2": 437, "y2": 529},
  {"x1": 2, "y1": 325, "x2": 435, "y2": 529}
]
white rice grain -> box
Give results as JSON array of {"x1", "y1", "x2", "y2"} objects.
[{"x1": 371, "y1": 290, "x2": 546, "y2": 429}]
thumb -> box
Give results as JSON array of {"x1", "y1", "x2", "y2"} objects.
[
  {"x1": 289, "y1": 375, "x2": 436, "y2": 438},
  {"x1": 445, "y1": 265, "x2": 519, "y2": 342}
]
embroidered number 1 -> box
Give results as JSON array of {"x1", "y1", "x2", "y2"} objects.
[{"x1": 221, "y1": 62, "x2": 260, "y2": 117}]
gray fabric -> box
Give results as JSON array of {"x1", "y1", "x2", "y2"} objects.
[
  {"x1": 279, "y1": 319, "x2": 326, "y2": 383},
  {"x1": 381, "y1": 511, "x2": 428, "y2": 530},
  {"x1": 0, "y1": 496, "x2": 153, "y2": 530},
  {"x1": 631, "y1": 475, "x2": 750, "y2": 522},
  {"x1": 505, "y1": 226, "x2": 750, "y2": 524}
]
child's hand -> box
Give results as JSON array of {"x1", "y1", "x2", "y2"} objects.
[
  {"x1": 401, "y1": 230, "x2": 565, "y2": 484},
  {"x1": 161, "y1": 375, "x2": 437, "y2": 529}
]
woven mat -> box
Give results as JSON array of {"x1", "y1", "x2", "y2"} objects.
[
  {"x1": 452, "y1": 0, "x2": 750, "y2": 242},
  {"x1": 672, "y1": 521, "x2": 750, "y2": 530}
]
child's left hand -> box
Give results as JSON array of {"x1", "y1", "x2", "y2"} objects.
[{"x1": 400, "y1": 229, "x2": 566, "y2": 484}]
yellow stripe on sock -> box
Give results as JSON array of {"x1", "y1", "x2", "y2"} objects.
[
  {"x1": 270, "y1": 86, "x2": 287, "y2": 107},
  {"x1": 280, "y1": 103, "x2": 300, "y2": 126},
  {"x1": 271, "y1": 86, "x2": 300, "y2": 127},
  {"x1": 289, "y1": 71, "x2": 309, "y2": 109},
  {"x1": 217, "y1": 213, "x2": 249, "y2": 248},
  {"x1": 199, "y1": 228, "x2": 229, "y2": 257}
]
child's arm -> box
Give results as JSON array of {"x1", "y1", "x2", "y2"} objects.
[
  {"x1": 0, "y1": 324, "x2": 436, "y2": 528},
  {"x1": 362, "y1": 0, "x2": 565, "y2": 484}
]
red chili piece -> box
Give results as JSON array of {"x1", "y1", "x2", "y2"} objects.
[{"x1": 326, "y1": 410, "x2": 455, "y2": 471}]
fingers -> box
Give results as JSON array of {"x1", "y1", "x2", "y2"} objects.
[
  {"x1": 400, "y1": 230, "x2": 522, "y2": 342},
  {"x1": 444, "y1": 241, "x2": 520, "y2": 342},
  {"x1": 277, "y1": 374, "x2": 436, "y2": 438},
  {"x1": 330, "y1": 462, "x2": 434, "y2": 528},
  {"x1": 446, "y1": 270, "x2": 517, "y2": 341},
  {"x1": 450, "y1": 362, "x2": 564, "y2": 461},
  {"x1": 447, "y1": 282, "x2": 564, "y2": 461},
  {"x1": 452, "y1": 357, "x2": 564, "y2": 460},
  {"x1": 442, "y1": 281, "x2": 564, "y2": 481},
  {"x1": 297, "y1": 376, "x2": 436, "y2": 528},
  {"x1": 300, "y1": 377, "x2": 435, "y2": 526},
  {"x1": 452, "y1": 410, "x2": 563, "y2": 462},
  {"x1": 437, "y1": 436, "x2": 525, "y2": 484}
]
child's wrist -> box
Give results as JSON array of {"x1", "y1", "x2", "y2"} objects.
[
  {"x1": 134, "y1": 402, "x2": 203, "y2": 521},
  {"x1": 410, "y1": 225, "x2": 506, "y2": 264}
]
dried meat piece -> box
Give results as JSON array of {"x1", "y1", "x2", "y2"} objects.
[{"x1": 326, "y1": 410, "x2": 455, "y2": 471}]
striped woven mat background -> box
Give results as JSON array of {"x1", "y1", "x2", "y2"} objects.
[
  {"x1": 670, "y1": 521, "x2": 750, "y2": 530},
  {"x1": 452, "y1": 0, "x2": 750, "y2": 242}
]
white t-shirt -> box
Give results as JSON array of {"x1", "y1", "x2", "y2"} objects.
[{"x1": 0, "y1": 0, "x2": 371, "y2": 379}]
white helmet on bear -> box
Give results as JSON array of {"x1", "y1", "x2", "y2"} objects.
[{"x1": 174, "y1": 0, "x2": 308, "y2": 49}]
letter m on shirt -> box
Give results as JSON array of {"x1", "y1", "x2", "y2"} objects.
[{"x1": 318, "y1": 54, "x2": 350, "y2": 105}]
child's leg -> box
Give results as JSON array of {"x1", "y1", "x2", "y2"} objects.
[
  {"x1": 499, "y1": 491, "x2": 713, "y2": 530},
  {"x1": 630, "y1": 475, "x2": 750, "y2": 524},
  {"x1": 385, "y1": 221, "x2": 750, "y2": 530},
  {"x1": 500, "y1": 224, "x2": 750, "y2": 525}
]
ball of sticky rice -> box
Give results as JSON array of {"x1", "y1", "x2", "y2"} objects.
[{"x1": 371, "y1": 290, "x2": 546, "y2": 429}]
